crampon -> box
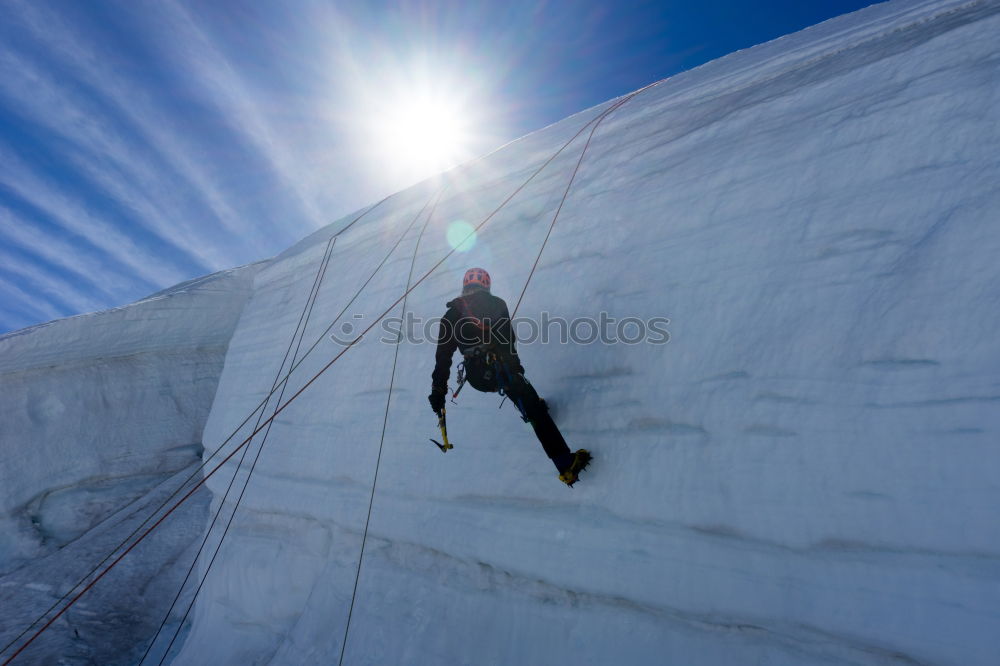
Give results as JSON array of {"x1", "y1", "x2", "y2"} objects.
[{"x1": 558, "y1": 449, "x2": 592, "y2": 487}]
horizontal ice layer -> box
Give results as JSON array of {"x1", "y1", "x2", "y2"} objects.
[{"x1": 0, "y1": 464, "x2": 211, "y2": 665}]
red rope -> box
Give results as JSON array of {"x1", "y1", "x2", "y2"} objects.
[
  {"x1": 2, "y1": 81, "x2": 661, "y2": 664},
  {"x1": 0, "y1": 197, "x2": 396, "y2": 665},
  {"x1": 512, "y1": 85, "x2": 654, "y2": 317}
]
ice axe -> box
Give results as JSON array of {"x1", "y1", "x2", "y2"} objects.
[{"x1": 430, "y1": 407, "x2": 453, "y2": 452}]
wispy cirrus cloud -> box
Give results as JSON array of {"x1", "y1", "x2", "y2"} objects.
[
  {"x1": 0, "y1": 0, "x2": 500, "y2": 333},
  {"x1": 0, "y1": 276, "x2": 64, "y2": 328},
  {"x1": 0, "y1": 0, "x2": 328, "y2": 332},
  {"x1": 0, "y1": 246, "x2": 105, "y2": 317},
  {"x1": 0, "y1": 207, "x2": 132, "y2": 303},
  {"x1": 0, "y1": 142, "x2": 185, "y2": 290},
  {"x1": 137, "y1": 0, "x2": 333, "y2": 231},
  {"x1": 0, "y1": 47, "x2": 235, "y2": 272},
  {"x1": 4, "y1": 1, "x2": 263, "y2": 241}
]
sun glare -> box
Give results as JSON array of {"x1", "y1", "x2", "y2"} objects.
[
  {"x1": 346, "y1": 55, "x2": 496, "y2": 188},
  {"x1": 355, "y1": 69, "x2": 481, "y2": 185},
  {"x1": 381, "y1": 94, "x2": 467, "y2": 172}
]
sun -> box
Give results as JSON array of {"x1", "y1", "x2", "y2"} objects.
[
  {"x1": 379, "y1": 93, "x2": 468, "y2": 175},
  {"x1": 355, "y1": 72, "x2": 479, "y2": 184},
  {"x1": 344, "y1": 55, "x2": 493, "y2": 187}
]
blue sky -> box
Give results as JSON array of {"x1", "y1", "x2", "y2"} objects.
[{"x1": 0, "y1": 0, "x2": 875, "y2": 334}]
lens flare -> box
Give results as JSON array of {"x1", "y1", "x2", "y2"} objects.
[{"x1": 446, "y1": 221, "x2": 476, "y2": 252}]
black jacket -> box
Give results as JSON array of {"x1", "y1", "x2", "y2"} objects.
[{"x1": 431, "y1": 289, "x2": 523, "y2": 391}]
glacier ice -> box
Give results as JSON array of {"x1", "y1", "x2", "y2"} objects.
[
  {"x1": 0, "y1": 264, "x2": 259, "y2": 663},
  {"x1": 3, "y1": 0, "x2": 1000, "y2": 664}
]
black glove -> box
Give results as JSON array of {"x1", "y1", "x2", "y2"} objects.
[{"x1": 428, "y1": 387, "x2": 446, "y2": 414}]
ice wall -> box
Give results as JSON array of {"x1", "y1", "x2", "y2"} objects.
[
  {"x1": 0, "y1": 263, "x2": 261, "y2": 572},
  {"x1": 6, "y1": 0, "x2": 996, "y2": 663},
  {"x1": 166, "y1": 1, "x2": 1000, "y2": 664}
]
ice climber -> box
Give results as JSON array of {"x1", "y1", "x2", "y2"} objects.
[{"x1": 428, "y1": 267, "x2": 591, "y2": 486}]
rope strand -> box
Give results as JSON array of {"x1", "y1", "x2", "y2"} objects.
[
  {"x1": 155, "y1": 189, "x2": 445, "y2": 665},
  {"x1": 3, "y1": 83, "x2": 659, "y2": 663},
  {"x1": 512, "y1": 88, "x2": 651, "y2": 317},
  {"x1": 0, "y1": 196, "x2": 391, "y2": 663},
  {"x1": 338, "y1": 189, "x2": 442, "y2": 666},
  {"x1": 140, "y1": 234, "x2": 338, "y2": 665}
]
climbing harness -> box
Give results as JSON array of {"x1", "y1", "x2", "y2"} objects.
[
  {"x1": 452, "y1": 342, "x2": 530, "y2": 423},
  {"x1": 452, "y1": 362, "x2": 467, "y2": 400}
]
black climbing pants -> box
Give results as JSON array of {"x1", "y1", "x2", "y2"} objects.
[{"x1": 464, "y1": 356, "x2": 572, "y2": 467}]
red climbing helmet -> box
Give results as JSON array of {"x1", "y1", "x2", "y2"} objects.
[{"x1": 462, "y1": 267, "x2": 491, "y2": 292}]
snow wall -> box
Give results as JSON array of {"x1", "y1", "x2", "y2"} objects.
[
  {"x1": 5, "y1": 0, "x2": 1000, "y2": 664},
  {"x1": 0, "y1": 264, "x2": 259, "y2": 662},
  {"x1": 168, "y1": 1, "x2": 1000, "y2": 664}
]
